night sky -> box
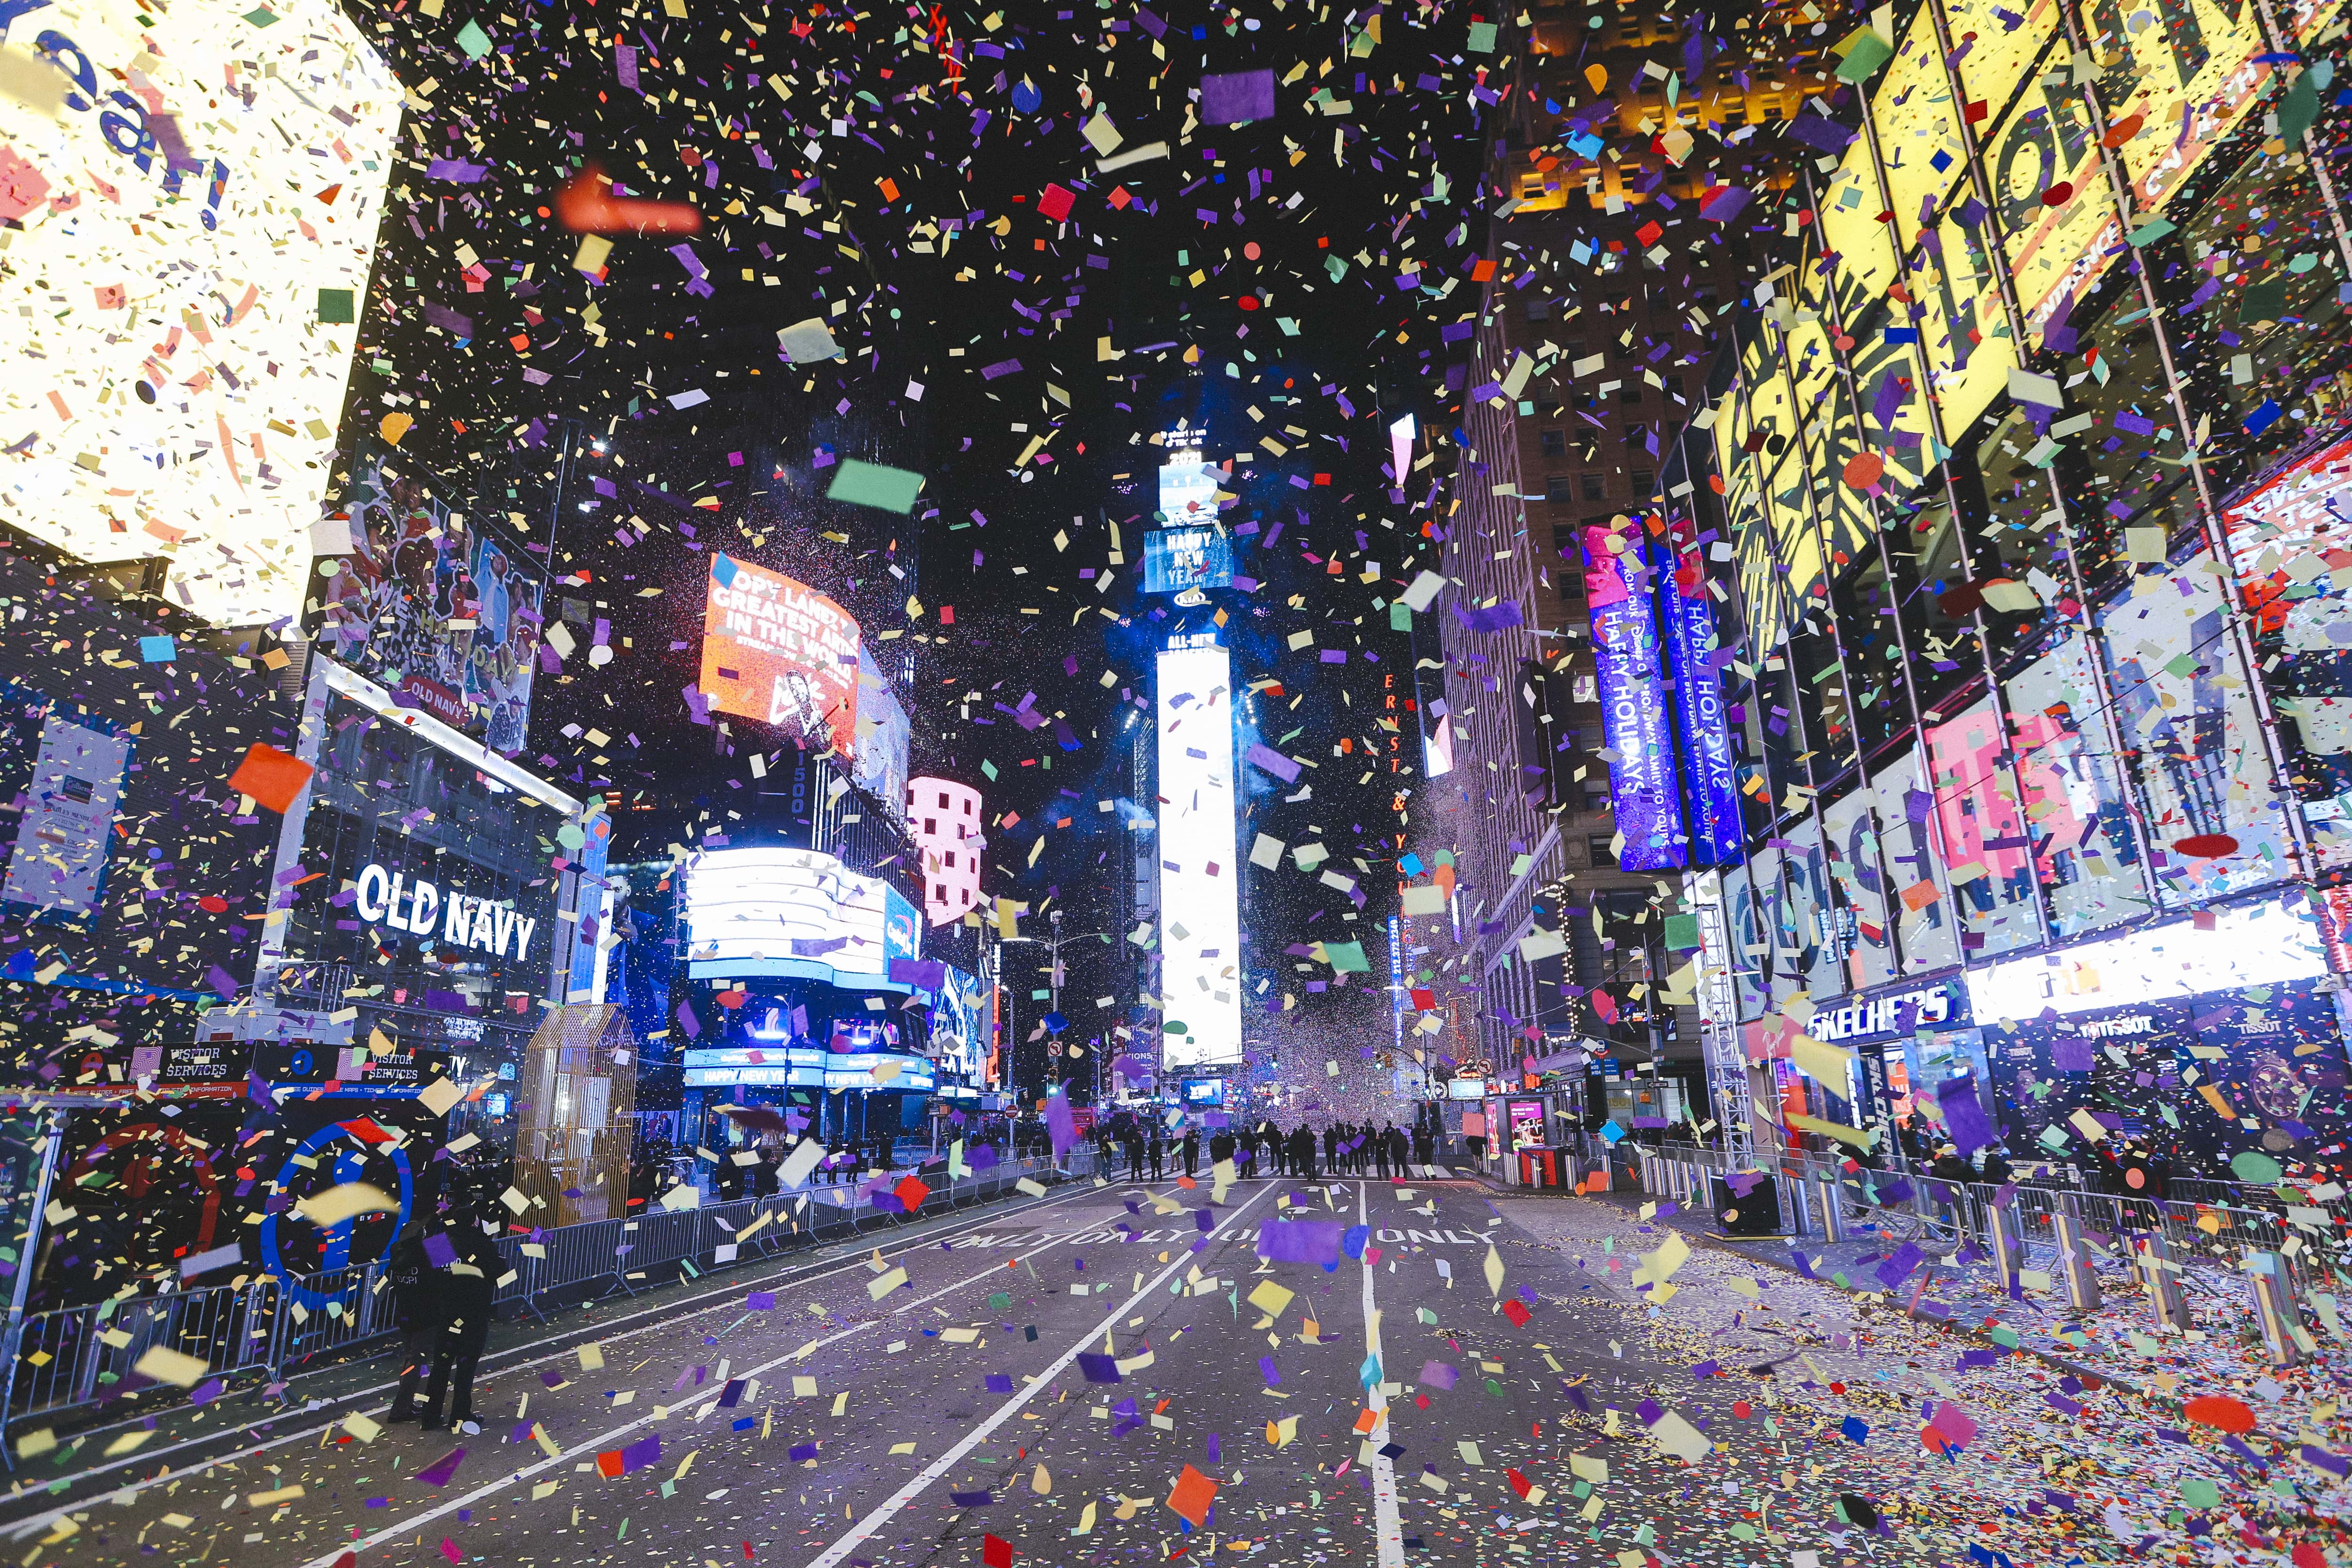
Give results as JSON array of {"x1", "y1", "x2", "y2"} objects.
[{"x1": 326, "y1": 0, "x2": 1502, "y2": 1092}]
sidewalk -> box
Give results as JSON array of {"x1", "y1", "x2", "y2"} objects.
[
  {"x1": 1567, "y1": 1180, "x2": 2352, "y2": 1432},
  {"x1": 0, "y1": 1162, "x2": 1086, "y2": 1518},
  {"x1": 1483, "y1": 1186, "x2": 2352, "y2": 1563}
]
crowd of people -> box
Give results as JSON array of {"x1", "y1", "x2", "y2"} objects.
[{"x1": 1095, "y1": 1118, "x2": 1448, "y2": 1183}]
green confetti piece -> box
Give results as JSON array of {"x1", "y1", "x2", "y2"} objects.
[
  {"x1": 2127, "y1": 217, "x2": 2178, "y2": 247},
  {"x1": 317, "y1": 288, "x2": 356, "y2": 325},
  {"x1": 454, "y1": 18, "x2": 492, "y2": 56},
  {"x1": 1834, "y1": 28, "x2": 1893, "y2": 81},
  {"x1": 2231, "y1": 1150, "x2": 2283, "y2": 1184},
  {"x1": 242, "y1": 5, "x2": 278, "y2": 23},
  {"x1": 825, "y1": 459, "x2": 925, "y2": 514}
]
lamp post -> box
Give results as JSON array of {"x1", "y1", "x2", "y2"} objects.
[{"x1": 1001, "y1": 916, "x2": 1116, "y2": 1108}]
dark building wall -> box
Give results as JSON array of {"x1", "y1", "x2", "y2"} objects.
[{"x1": 0, "y1": 538, "x2": 287, "y2": 1066}]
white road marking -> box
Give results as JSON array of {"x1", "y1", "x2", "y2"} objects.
[
  {"x1": 1, "y1": 1178, "x2": 1119, "y2": 1538},
  {"x1": 798, "y1": 1180, "x2": 1284, "y2": 1568},
  {"x1": 1358, "y1": 1182, "x2": 1407, "y2": 1568},
  {"x1": 286, "y1": 1220, "x2": 1114, "y2": 1568}
]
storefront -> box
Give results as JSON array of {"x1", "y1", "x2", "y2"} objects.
[
  {"x1": 1964, "y1": 894, "x2": 2349, "y2": 1179},
  {"x1": 673, "y1": 844, "x2": 931, "y2": 1149},
  {"x1": 241, "y1": 658, "x2": 591, "y2": 1186}
]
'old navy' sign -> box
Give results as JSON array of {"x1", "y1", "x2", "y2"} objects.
[
  {"x1": 1808, "y1": 982, "x2": 1963, "y2": 1043},
  {"x1": 354, "y1": 862, "x2": 540, "y2": 961}
]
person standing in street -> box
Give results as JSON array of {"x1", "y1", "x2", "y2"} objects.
[
  {"x1": 420, "y1": 1209, "x2": 501, "y2": 1433},
  {"x1": 1148, "y1": 1128, "x2": 1166, "y2": 1182},
  {"x1": 384, "y1": 1215, "x2": 437, "y2": 1424},
  {"x1": 1181, "y1": 1127, "x2": 1200, "y2": 1178}
]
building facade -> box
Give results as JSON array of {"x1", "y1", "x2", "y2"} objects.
[
  {"x1": 906, "y1": 775, "x2": 987, "y2": 925},
  {"x1": 1697, "y1": 0, "x2": 2352, "y2": 1177},
  {"x1": 1431, "y1": 0, "x2": 1831, "y2": 1102}
]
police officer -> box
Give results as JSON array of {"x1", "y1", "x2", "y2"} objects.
[{"x1": 420, "y1": 1208, "x2": 501, "y2": 1433}]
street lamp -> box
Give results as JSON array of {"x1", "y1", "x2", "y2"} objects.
[{"x1": 999, "y1": 915, "x2": 1116, "y2": 1106}]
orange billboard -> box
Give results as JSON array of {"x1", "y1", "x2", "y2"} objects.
[{"x1": 698, "y1": 554, "x2": 860, "y2": 755}]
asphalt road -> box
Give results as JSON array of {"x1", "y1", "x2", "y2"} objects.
[{"x1": 7, "y1": 1175, "x2": 1802, "y2": 1568}]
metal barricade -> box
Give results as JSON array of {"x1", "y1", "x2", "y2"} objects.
[{"x1": 1, "y1": 1154, "x2": 1068, "y2": 1441}]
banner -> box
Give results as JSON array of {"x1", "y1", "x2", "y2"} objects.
[
  {"x1": 1654, "y1": 517, "x2": 1740, "y2": 867},
  {"x1": 1583, "y1": 521, "x2": 1686, "y2": 871}
]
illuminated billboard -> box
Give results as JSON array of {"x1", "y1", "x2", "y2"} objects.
[
  {"x1": 680, "y1": 846, "x2": 920, "y2": 983},
  {"x1": 1583, "y1": 522, "x2": 1687, "y2": 871},
  {"x1": 1157, "y1": 448, "x2": 1220, "y2": 525},
  {"x1": 0, "y1": 0, "x2": 402, "y2": 627},
  {"x1": 1155, "y1": 635, "x2": 1242, "y2": 1068},
  {"x1": 1142, "y1": 526, "x2": 1235, "y2": 595},
  {"x1": 313, "y1": 448, "x2": 543, "y2": 754},
  {"x1": 698, "y1": 555, "x2": 860, "y2": 755},
  {"x1": 1656, "y1": 517, "x2": 1739, "y2": 867}
]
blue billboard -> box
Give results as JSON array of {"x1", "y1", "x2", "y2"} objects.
[
  {"x1": 1143, "y1": 526, "x2": 1235, "y2": 595},
  {"x1": 1653, "y1": 517, "x2": 1741, "y2": 867},
  {"x1": 1581, "y1": 520, "x2": 1687, "y2": 872}
]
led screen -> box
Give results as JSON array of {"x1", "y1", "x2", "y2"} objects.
[
  {"x1": 0, "y1": 0, "x2": 401, "y2": 625},
  {"x1": 1142, "y1": 526, "x2": 1235, "y2": 595},
  {"x1": 681, "y1": 846, "x2": 919, "y2": 980},
  {"x1": 313, "y1": 448, "x2": 543, "y2": 754},
  {"x1": 1155, "y1": 637, "x2": 1241, "y2": 1068},
  {"x1": 1582, "y1": 522, "x2": 1687, "y2": 871},
  {"x1": 698, "y1": 554, "x2": 861, "y2": 754},
  {"x1": 1157, "y1": 453, "x2": 1220, "y2": 524}
]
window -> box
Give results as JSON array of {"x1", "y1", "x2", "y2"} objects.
[
  {"x1": 1581, "y1": 473, "x2": 1607, "y2": 501},
  {"x1": 1544, "y1": 474, "x2": 1579, "y2": 503},
  {"x1": 1617, "y1": 381, "x2": 1643, "y2": 406},
  {"x1": 1539, "y1": 429, "x2": 1568, "y2": 458},
  {"x1": 938, "y1": 791, "x2": 950, "y2": 807},
  {"x1": 1630, "y1": 470, "x2": 1655, "y2": 498},
  {"x1": 1526, "y1": 298, "x2": 1551, "y2": 321},
  {"x1": 1587, "y1": 834, "x2": 1620, "y2": 869},
  {"x1": 1623, "y1": 422, "x2": 1648, "y2": 453},
  {"x1": 946, "y1": 852, "x2": 957, "y2": 868},
  {"x1": 1665, "y1": 374, "x2": 1685, "y2": 403},
  {"x1": 1572, "y1": 670, "x2": 1599, "y2": 704},
  {"x1": 1550, "y1": 523, "x2": 1581, "y2": 559}
]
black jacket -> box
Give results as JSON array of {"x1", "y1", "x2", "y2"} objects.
[
  {"x1": 430, "y1": 1224, "x2": 503, "y2": 1340},
  {"x1": 388, "y1": 1223, "x2": 432, "y2": 1329}
]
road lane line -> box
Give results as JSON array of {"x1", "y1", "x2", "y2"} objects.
[
  {"x1": 1358, "y1": 1182, "x2": 1406, "y2": 1568},
  {"x1": 2, "y1": 1178, "x2": 1120, "y2": 1536},
  {"x1": 282, "y1": 1216, "x2": 1124, "y2": 1568},
  {"x1": 799, "y1": 1179, "x2": 1284, "y2": 1568}
]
